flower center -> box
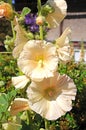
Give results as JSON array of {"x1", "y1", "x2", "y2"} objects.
[
  {"x1": 43, "y1": 87, "x2": 57, "y2": 101},
  {"x1": 36, "y1": 55, "x2": 44, "y2": 67},
  {"x1": 38, "y1": 60, "x2": 44, "y2": 67}
]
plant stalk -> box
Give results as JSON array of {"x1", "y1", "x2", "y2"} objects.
[
  {"x1": 26, "y1": 110, "x2": 32, "y2": 125},
  {"x1": 45, "y1": 119, "x2": 49, "y2": 130},
  {"x1": 37, "y1": 0, "x2": 43, "y2": 40}
]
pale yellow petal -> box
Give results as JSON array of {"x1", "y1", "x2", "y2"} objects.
[
  {"x1": 56, "y1": 27, "x2": 71, "y2": 47},
  {"x1": 55, "y1": 28, "x2": 71, "y2": 61},
  {"x1": 18, "y1": 40, "x2": 58, "y2": 81},
  {"x1": 46, "y1": 0, "x2": 67, "y2": 28},
  {"x1": 13, "y1": 18, "x2": 28, "y2": 58},
  {"x1": 45, "y1": 101, "x2": 65, "y2": 120},
  {"x1": 27, "y1": 73, "x2": 77, "y2": 120},
  {"x1": 10, "y1": 98, "x2": 29, "y2": 116},
  {"x1": 12, "y1": 75, "x2": 30, "y2": 89}
]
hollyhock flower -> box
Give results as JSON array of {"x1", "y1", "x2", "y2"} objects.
[
  {"x1": 10, "y1": 98, "x2": 29, "y2": 116},
  {"x1": 55, "y1": 27, "x2": 71, "y2": 62},
  {"x1": 12, "y1": 75, "x2": 30, "y2": 89},
  {"x1": 46, "y1": 0, "x2": 67, "y2": 28},
  {"x1": 18, "y1": 40, "x2": 58, "y2": 82},
  {"x1": 0, "y1": 2, "x2": 13, "y2": 19},
  {"x1": 27, "y1": 73, "x2": 77, "y2": 120},
  {"x1": 13, "y1": 17, "x2": 28, "y2": 58}
]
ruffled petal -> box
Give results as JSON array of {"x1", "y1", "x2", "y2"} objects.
[
  {"x1": 27, "y1": 73, "x2": 77, "y2": 120},
  {"x1": 46, "y1": 0, "x2": 67, "y2": 28},
  {"x1": 12, "y1": 75, "x2": 30, "y2": 89},
  {"x1": 18, "y1": 40, "x2": 58, "y2": 81}
]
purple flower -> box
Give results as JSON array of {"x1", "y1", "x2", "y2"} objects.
[
  {"x1": 25, "y1": 14, "x2": 36, "y2": 25},
  {"x1": 25, "y1": 13, "x2": 39, "y2": 33},
  {"x1": 30, "y1": 24, "x2": 39, "y2": 33}
]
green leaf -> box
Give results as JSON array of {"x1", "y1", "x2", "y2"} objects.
[
  {"x1": 7, "y1": 89, "x2": 17, "y2": 101},
  {"x1": 21, "y1": 7, "x2": 31, "y2": 17},
  {"x1": 0, "y1": 93, "x2": 8, "y2": 112}
]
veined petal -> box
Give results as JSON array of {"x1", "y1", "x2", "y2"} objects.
[
  {"x1": 13, "y1": 17, "x2": 28, "y2": 58},
  {"x1": 10, "y1": 98, "x2": 29, "y2": 116},
  {"x1": 27, "y1": 73, "x2": 77, "y2": 120},
  {"x1": 46, "y1": 0, "x2": 67, "y2": 28},
  {"x1": 55, "y1": 28, "x2": 71, "y2": 62},
  {"x1": 45, "y1": 101, "x2": 65, "y2": 120},
  {"x1": 56, "y1": 27, "x2": 71, "y2": 47},
  {"x1": 12, "y1": 75, "x2": 30, "y2": 89}
]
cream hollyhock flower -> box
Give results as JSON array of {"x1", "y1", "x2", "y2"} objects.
[
  {"x1": 12, "y1": 75, "x2": 30, "y2": 89},
  {"x1": 46, "y1": 0, "x2": 67, "y2": 28},
  {"x1": 55, "y1": 28, "x2": 71, "y2": 62},
  {"x1": 13, "y1": 17, "x2": 28, "y2": 58},
  {"x1": 10, "y1": 98, "x2": 29, "y2": 116},
  {"x1": 18, "y1": 40, "x2": 58, "y2": 82},
  {"x1": 27, "y1": 73, "x2": 77, "y2": 120}
]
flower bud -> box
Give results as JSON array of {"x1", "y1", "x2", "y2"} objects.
[
  {"x1": 0, "y1": 2, "x2": 13, "y2": 19},
  {"x1": 36, "y1": 16, "x2": 45, "y2": 25}
]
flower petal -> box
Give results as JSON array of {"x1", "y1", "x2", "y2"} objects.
[
  {"x1": 27, "y1": 73, "x2": 77, "y2": 120},
  {"x1": 46, "y1": 0, "x2": 67, "y2": 28},
  {"x1": 55, "y1": 28, "x2": 71, "y2": 62},
  {"x1": 10, "y1": 98, "x2": 29, "y2": 115},
  {"x1": 56, "y1": 27, "x2": 71, "y2": 47},
  {"x1": 12, "y1": 75, "x2": 30, "y2": 89},
  {"x1": 18, "y1": 40, "x2": 58, "y2": 81},
  {"x1": 13, "y1": 18, "x2": 28, "y2": 58}
]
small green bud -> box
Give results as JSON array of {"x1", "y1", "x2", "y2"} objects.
[
  {"x1": 26, "y1": 32, "x2": 34, "y2": 39},
  {"x1": 41, "y1": 4, "x2": 54, "y2": 16},
  {"x1": 35, "y1": 34, "x2": 40, "y2": 40}
]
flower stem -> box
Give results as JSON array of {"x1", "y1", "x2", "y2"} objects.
[
  {"x1": 40, "y1": 25, "x2": 43, "y2": 40},
  {"x1": 8, "y1": 0, "x2": 12, "y2": 5},
  {"x1": 44, "y1": 119, "x2": 49, "y2": 130},
  {"x1": 11, "y1": 21, "x2": 16, "y2": 40},
  {"x1": 37, "y1": 0, "x2": 41, "y2": 15},
  {"x1": 0, "y1": 52, "x2": 12, "y2": 54},
  {"x1": 26, "y1": 110, "x2": 32, "y2": 125},
  {"x1": 37, "y1": 0, "x2": 43, "y2": 40}
]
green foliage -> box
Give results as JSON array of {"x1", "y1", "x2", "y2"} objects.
[
  {"x1": 21, "y1": 7, "x2": 31, "y2": 18},
  {"x1": 0, "y1": 90, "x2": 17, "y2": 125},
  {"x1": 0, "y1": 53, "x2": 18, "y2": 92},
  {"x1": 58, "y1": 61, "x2": 86, "y2": 92},
  {"x1": 58, "y1": 61, "x2": 86, "y2": 130}
]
